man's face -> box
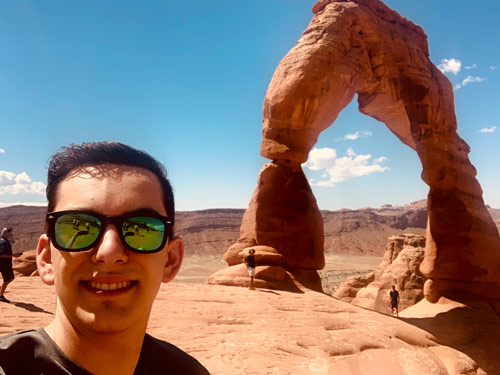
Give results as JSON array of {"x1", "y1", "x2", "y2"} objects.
[{"x1": 38, "y1": 165, "x2": 183, "y2": 335}]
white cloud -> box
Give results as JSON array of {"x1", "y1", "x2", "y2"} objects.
[
  {"x1": 342, "y1": 130, "x2": 372, "y2": 141},
  {"x1": 0, "y1": 148, "x2": 5, "y2": 154},
  {"x1": 303, "y1": 147, "x2": 389, "y2": 187},
  {"x1": 479, "y1": 126, "x2": 498, "y2": 133},
  {"x1": 490, "y1": 66, "x2": 498, "y2": 71},
  {"x1": 303, "y1": 147, "x2": 337, "y2": 171},
  {"x1": 465, "y1": 64, "x2": 477, "y2": 70},
  {"x1": 437, "y1": 58, "x2": 461, "y2": 75},
  {"x1": 0, "y1": 170, "x2": 46, "y2": 195},
  {"x1": 455, "y1": 75, "x2": 485, "y2": 90}
]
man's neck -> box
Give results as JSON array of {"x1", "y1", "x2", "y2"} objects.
[{"x1": 45, "y1": 311, "x2": 147, "y2": 375}]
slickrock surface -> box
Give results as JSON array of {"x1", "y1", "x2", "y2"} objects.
[
  {"x1": 2, "y1": 277, "x2": 500, "y2": 374},
  {"x1": 334, "y1": 234, "x2": 426, "y2": 313},
  {"x1": 223, "y1": 0, "x2": 500, "y2": 299}
]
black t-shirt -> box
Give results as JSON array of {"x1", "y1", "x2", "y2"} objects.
[
  {"x1": 0, "y1": 328, "x2": 210, "y2": 375},
  {"x1": 244, "y1": 254, "x2": 255, "y2": 268},
  {"x1": 0, "y1": 238, "x2": 12, "y2": 270},
  {"x1": 390, "y1": 289, "x2": 399, "y2": 304}
]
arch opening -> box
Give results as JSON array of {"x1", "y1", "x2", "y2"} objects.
[{"x1": 209, "y1": 0, "x2": 500, "y2": 299}]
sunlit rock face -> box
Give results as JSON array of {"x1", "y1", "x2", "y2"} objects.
[
  {"x1": 211, "y1": 0, "x2": 500, "y2": 297},
  {"x1": 223, "y1": 162, "x2": 324, "y2": 270},
  {"x1": 208, "y1": 162, "x2": 325, "y2": 291},
  {"x1": 334, "y1": 234, "x2": 426, "y2": 313}
]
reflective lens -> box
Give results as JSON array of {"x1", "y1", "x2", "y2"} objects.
[
  {"x1": 46, "y1": 210, "x2": 172, "y2": 253},
  {"x1": 122, "y1": 216, "x2": 165, "y2": 251},
  {"x1": 54, "y1": 213, "x2": 101, "y2": 250}
]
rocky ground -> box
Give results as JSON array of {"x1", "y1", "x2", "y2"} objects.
[{"x1": 1, "y1": 277, "x2": 499, "y2": 374}]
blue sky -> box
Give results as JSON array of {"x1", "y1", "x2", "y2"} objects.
[{"x1": 0, "y1": 0, "x2": 499, "y2": 211}]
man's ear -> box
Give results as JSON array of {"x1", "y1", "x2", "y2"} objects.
[
  {"x1": 36, "y1": 234, "x2": 55, "y2": 286},
  {"x1": 162, "y1": 237, "x2": 184, "y2": 283}
]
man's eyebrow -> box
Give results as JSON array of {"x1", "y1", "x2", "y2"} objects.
[{"x1": 52, "y1": 207, "x2": 164, "y2": 216}]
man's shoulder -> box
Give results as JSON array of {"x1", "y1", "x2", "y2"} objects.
[
  {"x1": 0, "y1": 329, "x2": 40, "y2": 349},
  {"x1": 0, "y1": 329, "x2": 41, "y2": 373},
  {"x1": 0, "y1": 239, "x2": 10, "y2": 251},
  {"x1": 0, "y1": 239, "x2": 11, "y2": 258},
  {"x1": 0, "y1": 329, "x2": 89, "y2": 375},
  {"x1": 138, "y1": 334, "x2": 209, "y2": 375}
]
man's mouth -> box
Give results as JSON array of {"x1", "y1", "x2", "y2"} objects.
[{"x1": 82, "y1": 280, "x2": 137, "y2": 292}]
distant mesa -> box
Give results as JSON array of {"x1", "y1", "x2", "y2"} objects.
[{"x1": 207, "y1": 0, "x2": 500, "y2": 302}]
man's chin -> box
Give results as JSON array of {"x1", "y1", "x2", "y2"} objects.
[{"x1": 75, "y1": 308, "x2": 137, "y2": 335}]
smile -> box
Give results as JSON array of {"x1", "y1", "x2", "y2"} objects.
[
  {"x1": 90, "y1": 281, "x2": 131, "y2": 291},
  {"x1": 82, "y1": 280, "x2": 136, "y2": 292}
]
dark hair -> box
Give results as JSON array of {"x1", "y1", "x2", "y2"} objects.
[{"x1": 46, "y1": 142, "x2": 175, "y2": 225}]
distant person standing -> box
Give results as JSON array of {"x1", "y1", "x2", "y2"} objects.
[
  {"x1": 244, "y1": 249, "x2": 256, "y2": 290},
  {"x1": 0, "y1": 227, "x2": 20, "y2": 303},
  {"x1": 389, "y1": 285, "x2": 400, "y2": 317}
]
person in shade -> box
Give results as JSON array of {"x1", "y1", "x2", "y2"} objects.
[
  {"x1": 244, "y1": 248, "x2": 256, "y2": 290},
  {"x1": 389, "y1": 285, "x2": 400, "y2": 317},
  {"x1": 0, "y1": 227, "x2": 20, "y2": 303},
  {"x1": 0, "y1": 142, "x2": 210, "y2": 375}
]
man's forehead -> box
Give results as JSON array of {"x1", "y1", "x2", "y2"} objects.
[
  {"x1": 54, "y1": 163, "x2": 166, "y2": 214},
  {"x1": 64, "y1": 164, "x2": 153, "y2": 181}
]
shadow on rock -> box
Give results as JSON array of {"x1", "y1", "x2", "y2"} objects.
[
  {"x1": 400, "y1": 297, "x2": 500, "y2": 374},
  {"x1": 13, "y1": 302, "x2": 53, "y2": 315}
]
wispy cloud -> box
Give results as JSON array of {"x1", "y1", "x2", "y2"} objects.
[
  {"x1": 0, "y1": 148, "x2": 5, "y2": 154},
  {"x1": 455, "y1": 75, "x2": 485, "y2": 90},
  {"x1": 479, "y1": 126, "x2": 498, "y2": 133},
  {"x1": 341, "y1": 131, "x2": 372, "y2": 141},
  {"x1": 490, "y1": 65, "x2": 498, "y2": 71},
  {"x1": 0, "y1": 170, "x2": 46, "y2": 195},
  {"x1": 303, "y1": 147, "x2": 389, "y2": 187},
  {"x1": 465, "y1": 64, "x2": 477, "y2": 70},
  {"x1": 437, "y1": 58, "x2": 461, "y2": 75}
]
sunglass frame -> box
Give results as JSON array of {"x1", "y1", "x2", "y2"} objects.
[{"x1": 45, "y1": 210, "x2": 173, "y2": 253}]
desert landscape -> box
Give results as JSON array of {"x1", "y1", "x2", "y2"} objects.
[
  {"x1": 2, "y1": 0, "x2": 500, "y2": 373},
  {"x1": 1, "y1": 201, "x2": 500, "y2": 374}
]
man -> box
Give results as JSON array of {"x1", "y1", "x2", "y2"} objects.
[
  {"x1": 0, "y1": 142, "x2": 209, "y2": 374},
  {"x1": 244, "y1": 248, "x2": 256, "y2": 290},
  {"x1": 0, "y1": 227, "x2": 20, "y2": 303},
  {"x1": 389, "y1": 285, "x2": 400, "y2": 317}
]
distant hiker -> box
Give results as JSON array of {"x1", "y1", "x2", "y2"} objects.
[
  {"x1": 0, "y1": 227, "x2": 20, "y2": 303},
  {"x1": 389, "y1": 285, "x2": 400, "y2": 317},
  {"x1": 244, "y1": 249, "x2": 256, "y2": 290}
]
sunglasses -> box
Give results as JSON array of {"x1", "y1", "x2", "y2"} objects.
[{"x1": 46, "y1": 210, "x2": 173, "y2": 253}]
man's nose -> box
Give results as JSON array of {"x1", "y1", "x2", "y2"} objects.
[{"x1": 91, "y1": 225, "x2": 128, "y2": 265}]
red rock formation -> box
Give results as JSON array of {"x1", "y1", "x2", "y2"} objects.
[
  {"x1": 214, "y1": 0, "x2": 500, "y2": 298},
  {"x1": 13, "y1": 250, "x2": 37, "y2": 276},
  {"x1": 334, "y1": 234, "x2": 426, "y2": 313},
  {"x1": 223, "y1": 162, "x2": 324, "y2": 270}
]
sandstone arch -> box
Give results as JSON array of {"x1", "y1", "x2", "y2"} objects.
[{"x1": 209, "y1": 0, "x2": 500, "y2": 300}]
